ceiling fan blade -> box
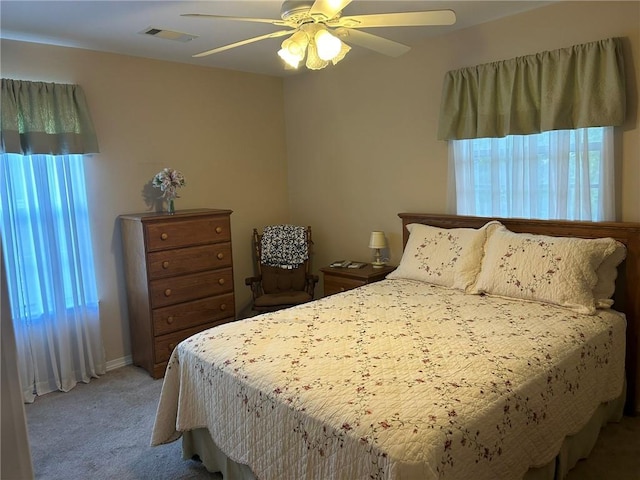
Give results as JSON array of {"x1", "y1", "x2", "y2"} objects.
[
  {"x1": 309, "y1": 0, "x2": 353, "y2": 21},
  {"x1": 335, "y1": 28, "x2": 410, "y2": 57},
  {"x1": 193, "y1": 30, "x2": 294, "y2": 58},
  {"x1": 181, "y1": 13, "x2": 288, "y2": 27},
  {"x1": 335, "y1": 9, "x2": 456, "y2": 28}
]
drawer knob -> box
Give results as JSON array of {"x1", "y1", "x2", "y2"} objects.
[
  {"x1": 160, "y1": 233, "x2": 168, "y2": 240},
  {"x1": 164, "y1": 288, "x2": 172, "y2": 297},
  {"x1": 215, "y1": 226, "x2": 223, "y2": 234},
  {"x1": 167, "y1": 316, "x2": 174, "y2": 324},
  {"x1": 218, "y1": 278, "x2": 225, "y2": 285},
  {"x1": 162, "y1": 261, "x2": 170, "y2": 269},
  {"x1": 340, "y1": 287, "x2": 345, "y2": 292},
  {"x1": 217, "y1": 252, "x2": 224, "y2": 260},
  {"x1": 168, "y1": 343, "x2": 176, "y2": 352},
  {"x1": 220, "y1": 303, "x2": 227, "y2": 311}
]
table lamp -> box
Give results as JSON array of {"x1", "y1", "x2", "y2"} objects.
[{"x1": 368, "y1": 231, "x2": 387, "y2": 268}]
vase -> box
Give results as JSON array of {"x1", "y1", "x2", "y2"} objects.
[{"x1": 167, "y1": 198, "x2": 175, "y2": 215}]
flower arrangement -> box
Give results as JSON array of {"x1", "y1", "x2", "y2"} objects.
[{"x1": 152, "y1": 168, "x2": 185, "y2": 213}]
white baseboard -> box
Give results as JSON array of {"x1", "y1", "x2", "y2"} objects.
[{"x1": 105, "y1": 355, "x2": 132, "y2": 371}]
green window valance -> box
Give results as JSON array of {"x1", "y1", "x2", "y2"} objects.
[
  {"x1": 437, "y1": 37, "x2": 626, "y2": 141},
  {"x1": 1, "y1": 78, "x2": 99, "y2": 154}
]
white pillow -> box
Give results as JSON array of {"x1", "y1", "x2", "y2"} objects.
[
  {"x1": 471, "y1": 225, "x2": 619, "y2": 314},
  {"x1": 387, "y1": 222, "x2": 497, "y2": 290},
  {"x1": 593, "y1": 241, "x2": 626, "y2": 308}
]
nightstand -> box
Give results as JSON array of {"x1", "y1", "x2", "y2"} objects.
[{"x1": 321, "y1": 264, "x2": 396, "y2": 296}]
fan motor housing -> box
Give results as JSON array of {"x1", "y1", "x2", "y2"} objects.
[
  {"x1": 281, "y1": 0, "x2": 341, "y2": 23},
  {"x1": 281, "y1": 0, "x2": 313, "y2": 21}
]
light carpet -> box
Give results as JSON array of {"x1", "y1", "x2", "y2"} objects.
[{"x1": 25, "y1": 365, "x2": 640, "y2": 479}]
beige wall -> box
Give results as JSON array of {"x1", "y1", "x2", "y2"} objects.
[
  {"x1": 284, "y1": 1, "x2": 640, "y2": 274},
  {"x1": 1, "y1": 40, "x2": 290, "y2": 366},
  {"x1": 1, "y1": 1, "x2": 638, "y2": 367}
]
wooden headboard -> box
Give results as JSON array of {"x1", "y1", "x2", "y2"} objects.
[{"x1": 398, "y1": 213, "x2": 640, "y2": 416}]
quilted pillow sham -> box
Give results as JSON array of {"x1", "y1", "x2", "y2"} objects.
[
  {"x1": 593, "y1": 240, "x2": 626, "y2": 308},
  {"x1": 471, "y1": 225, "x2": 619, "y2": 314},
  {"x1": 387, "y1": 222, "x2": 495, "y2": 290}
]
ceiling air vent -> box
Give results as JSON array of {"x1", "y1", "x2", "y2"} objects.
[{"x1": 140, "y1": 27, "x2": 198, "y2": 43}]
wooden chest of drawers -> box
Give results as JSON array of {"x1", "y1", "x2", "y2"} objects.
[{"x1": 120, "y1": 209, "x2": 235, "y2": 378}]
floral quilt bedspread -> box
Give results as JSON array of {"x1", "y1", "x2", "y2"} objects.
[{"x1": 152, "y1": 279, "x2": 625, "y2": 480}]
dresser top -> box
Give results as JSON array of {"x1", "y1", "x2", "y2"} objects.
[{"x1": 119, "y1": 208, "x2": 232, "y2": 221}]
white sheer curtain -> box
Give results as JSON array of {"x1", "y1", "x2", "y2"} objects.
[
  {"x1": 0, "y1": 153, "x2": 105, "y2": 403},
  {"x1": 451, "y1": 127, "x2": 614, "y2": 221}
]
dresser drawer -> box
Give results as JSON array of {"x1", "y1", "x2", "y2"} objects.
[
  {"x1": 324, "y1": 276, "x2": 366, "y2": 295},
  {"x1": 152, "y1": 293, "x2": 235, "y2": 336},
  {"x1": 154, "y1": 321, "x2": 225, "y2": 364},
  {"x1": 147, "y1": 243, "x2": 232, "y2": 279},
  {"x1": 150, "y1": 268, "x2": 234, "y2": 308},
  {"x1": 145, "y1": 216, "x2": 231, "y2": 251}
]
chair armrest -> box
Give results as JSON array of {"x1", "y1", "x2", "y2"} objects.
[{"x1": 245, "y1": 275, "x2": 262, "y2": 286}]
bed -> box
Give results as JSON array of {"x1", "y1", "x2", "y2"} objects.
[{"x1": 152, "y1": 213, "x2": 640, "y2": 480}]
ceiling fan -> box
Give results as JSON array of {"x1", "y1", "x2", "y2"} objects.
[{"x1": 182, "y1": 0, "x2": 456, "y2": 70}]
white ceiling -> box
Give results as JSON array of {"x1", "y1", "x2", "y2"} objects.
[{"x1": 0, "y1": 1, "x2": 552, "y2": 77}]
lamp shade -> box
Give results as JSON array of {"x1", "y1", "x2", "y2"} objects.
[{"x1": 368, "y1": 231, "x2": 387, "y2": 249}]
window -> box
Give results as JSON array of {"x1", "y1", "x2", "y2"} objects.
[
  {"x1": 1, "y1": 79, "x2": 102, "y2": 401},
  {"x1": 451, "y1": 126, "x2": 614, "y2": 221},
  {"x1": 1, "y1": 153, "x2": 104, "y2": 401},
  {"x1": 1, "y1": 153, "x2": 98, "y2": 320}
]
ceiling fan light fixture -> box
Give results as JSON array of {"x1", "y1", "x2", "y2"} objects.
[
  {"x1": 331, "y1": 41, "x2": 351, "y2": 65},
  {"x1": 305, "y1": 39, "x2": 329, "y2": 70},
  {"x1": 287, "y1": 30, "x2": 309, "y2": 57},
  {"x1": 281, "y1": 24, "x2": 347, "y2": 70},
  {"x1": 314, "y1": 28, "x2": 342, "y2": 61},
  {"x1": 278, "y1": 30, "x2": 309, "y2": 68},
  {"x1": 278, "y1": 46, "x2": 302, "y2": 68}
]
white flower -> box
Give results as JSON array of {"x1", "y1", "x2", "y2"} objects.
[{"x1": 152, "y1": 168, "x2": 185, "y2": 200}]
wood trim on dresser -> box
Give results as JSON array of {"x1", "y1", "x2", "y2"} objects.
[{"x1": 398, "y1": 213, "x2": 640, "y2": 416}]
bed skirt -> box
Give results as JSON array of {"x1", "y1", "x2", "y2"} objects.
[{"x1": 181, "y1": 384, "x2": 625, "y2": 480}]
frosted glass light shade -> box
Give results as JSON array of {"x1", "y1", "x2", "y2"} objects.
[
  {"x1": 305, "y1": 40, "x2": 329, "y2": 70},
  {"x1": 331, "y1": 42, "x2": 351, "y2": 65},
  {"x1": 315, "y1": 29, "x2": 342, "y2": 61},
  {"x1": 278, "y1": 47, "x2": 302, "y2": 68},
  {"x1": 278, "y1": 31, "x2": 309, "y2": 69}
]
